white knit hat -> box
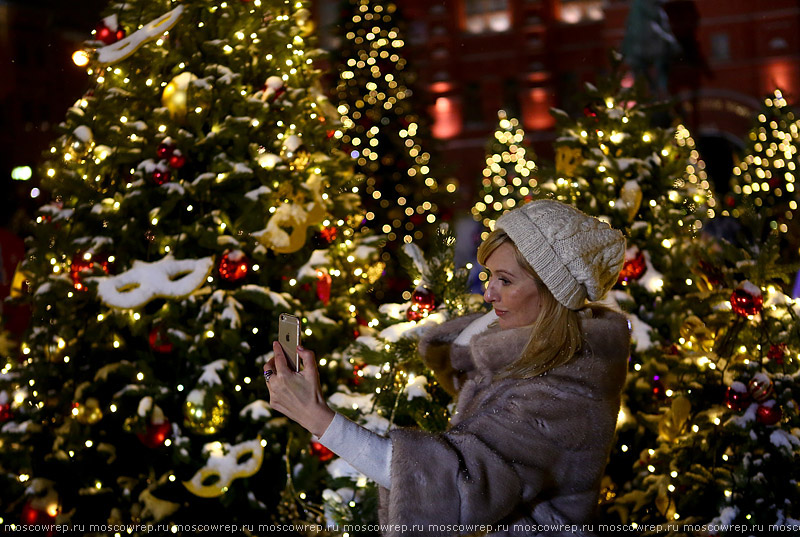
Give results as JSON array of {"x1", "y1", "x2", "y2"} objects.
[{"x1": 495, "y1": 200, "x2": 626, "y2": 310}]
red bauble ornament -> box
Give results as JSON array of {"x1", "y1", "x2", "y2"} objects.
[
  {"x1": 748, "y1": 373, "x2": 774, "y2": 403},
  {"x1": 137, "y1": 420, "x2": 171, "y2": 448},
  {"x1": 351, "y1": 363, "x2": 366, "y2": 387},
  {"x1": 310, "y1": 440, "x2": 334, "y2": 462},
  {"x1": 407, "y1": 287, "x2": 436, "y2": 321},
  {"x1": 319, "y1": 226, "x2": 338, "y2": 244},
  {"x1": 156, "y1": 142, "x2": 174, "y2": 159},
  {"x1": 583, "y1": 105, "x2": 597, "y2": 118},
  {"x1": 730, "y1": 284, "x2": 762, "y2": 317},
  {"x1": 95, "y1": 21, "x2": 125, "y2": 45},
  {"x1": 148, "y1": 325, "x2": 173, "y2": 354},
  {"x1": 724, "y1": 385, "x2": 751, "y2": 412},
  {"x1": 768, "y1": 343, "x2": 787, "y2": 364},
  {"x1": 0, "y1": 403, "x2": 12, "y2": 422},
  {"x1": 618, "y1": 249, "x2": 646, "y2": 284},
  {"x1": 218, "y1": 250, "x2": 250, "y2": 282},
  {"x1": 70, "y1": 252, "x2": 113, "y2": 291},
  {"x1": 316, "y1": 271, "x2": 332, "y2": 305},
  {"x1": 21, "y1": 500, "x2": 57, "y2": 527},
  {"x1": 756, "y1": 402, "x2": 782, "y2": 426},
  {"x1": 152, "y1": 170, "x2": 172, "y2": 185},
  {"x1": 168, "y1": 152, "x2": 187, "y2": 169}
]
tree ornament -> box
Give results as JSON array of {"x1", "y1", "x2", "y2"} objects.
[
  {"x1": 95, "y1": 255, "x2": 214, "y2": 309},
  {"x1": 310, "y1": 440, "x2": 334, "y2": 462},
  {"x1": 678, "y1": 315, "x2": 714, "y2": 352},
  {"x1": 137, "y1": 420, "x2": 171, "y2": 449},
  {"x1": 407, "y1": 287, "x2": 436, "y2": 321},
  {"x1": 294, "y1": 8, "x2": 315, "y2": 37},
  {"x1": 693, "y1": 259, "x2": 724, "y2": 292},
  {"x1": 95, "y1": 16, "x2": 126, "y2": 45},
  {"x1": 156, "y1": 141, "x2": 174, "y2": 159},
  {"x1": 0, "y1": 402, "x2": 12, "y2": 422},
  {"x1": 583, "y1": 105, "x2": 598, "y2": 119},
  {"x1": 151, "y1": 169, "x2": 172, "y2": 185},
  {"x1": 617, "y1": 247, "x2": 646, "y2": 284},
  {"x1": 218, "y1": 249, "x2": 251, "y2": 283},
  {"x1": 183, "y1": 438, "x2": 263, "y2": 497},
  {"x1": 554, "y1": 146, "x2": 583, "y2": 177},
  {"x1": 256, "y1": 176, "x2": 326, "y2": 254},
  {"x1": 748, "y1": 373, "x2": 774, "y2": 403},
  {"x1": 351, "y1": 363, "x2": 366, "y2": 387},
  {"x1": 316, "y1": 270, "x2": 332, "y2": 305},
  {"x1": 148, "y1": 324, "x2": 174, "y2": 354},
  {"x1": 315, "y1": 225, "x2": 338, "y2": 247},
  {"x1": 282, "y1": 135, "x2": 310, "y2": 171},
  {"x1": 97, "y1": 5, "x2": 184, "y2": 65},
  {"x1": 167, "y1": 151, "x2": 187, "y2": 169},
  {"x1": 724, "y1": 383, "x2": 750, "y2": 412},
  {"x1": 261, "y1": 76, "x2": 286, "y2": 103},
  {"x1": 162, "y1": 72, "x2": 198, "y2": 122},
  {"x1": 183, "y1": 389, "x2": 230, "y2": 435},
  {"x1": 619, "y1": 180, "x2": 643, "y2": 221},
  {"x1": 756, "y1": 401, "x2": 782, "y2": 425},
  {"x1": 21, "y1": 500, "x2": 57, "y2": 527},
  {"x1": 768, "y1": 343, "x2": 787, "y2": 364},
  {"x1": 730, "y1": 282, "x2": 763, "y2": 317},
  {"x1": 70, "y1": 252, "x2": 113, "y2": 291},
  {"x1": 73, "y1": 398, "x2": 103, "y2": 425}
]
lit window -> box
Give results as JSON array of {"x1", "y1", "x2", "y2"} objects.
[
  {"x1": 464, "y1": 0, "x2": 511, "y2": 34},
  {"x1": 559, "y1": 1, "x2": 605, "y2": 24}
]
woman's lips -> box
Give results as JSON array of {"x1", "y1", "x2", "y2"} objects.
[{"x1": 494, "y1": 309, "x2": 507, "y2": 317}]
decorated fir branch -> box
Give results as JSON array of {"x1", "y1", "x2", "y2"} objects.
[{"x1": 0, "y1": 0, "x2": 382, "y2": 530}]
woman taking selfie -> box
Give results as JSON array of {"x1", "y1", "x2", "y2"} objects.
[{"x1": 263, "y1": 199, "x2": 631, "y2": 536}]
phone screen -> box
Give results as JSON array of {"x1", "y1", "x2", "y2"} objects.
[{"x1": 278, "y1": 313, "x2": 301, "y2": 371}]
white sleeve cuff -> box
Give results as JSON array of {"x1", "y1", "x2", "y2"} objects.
[{"x1": 318, "y1": 412, "x2": 392, "y2": 489}]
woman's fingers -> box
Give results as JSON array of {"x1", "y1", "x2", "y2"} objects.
[
  {"x1": 297, "y1": 346, "x2": 317, "y2": 377},
  {"x1": 272, "y1": 341, "x2": 291, "y2": 373}
]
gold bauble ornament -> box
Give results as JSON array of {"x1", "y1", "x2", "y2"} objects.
[
  {"x1": 679, "y1": 315, "x2": 715, "y2": 353},
  {"x1": 162, "y1": 72, "x2": 198, "y2": 122},
  {"x1": 555, "y1": 146, "x2": 583, "y2": 177},
  {"x1": 74, "y1": 397, "x2": 104, "y2": 425},
  {"x1": 183, "y1": 389, "x2": 230, "y2": 435},
  {"x1": 620, "y1": 180, "x2": 643, "y2": 222}
]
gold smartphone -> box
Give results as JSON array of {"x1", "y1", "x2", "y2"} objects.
[{"x1": 278, "y1": 313, "x2": 301, "y2": 371}]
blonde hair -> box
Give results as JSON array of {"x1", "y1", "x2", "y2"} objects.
[{"x1": 477, "y1": 228, "x2": 583, "y2": 378}]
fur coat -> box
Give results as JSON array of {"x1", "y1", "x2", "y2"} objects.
[{"x1": 378, "y1": 308, "x2": 630, "y2": 537}]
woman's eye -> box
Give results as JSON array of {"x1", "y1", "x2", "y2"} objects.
[{"x1": 499, "y1": 278, "x2": 511, "y2": 285}]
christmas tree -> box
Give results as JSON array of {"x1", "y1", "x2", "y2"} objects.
[
  {"x1": 470, "y1": 110, "x2": 538, "y2": 234},
  {"x1": 0, "y1": 0, "x2": 381, "y2": 530},
  {"x1": 331, "y1": 0, "x2": 452, "y2": 281},
  {"x1": 610, "y1": 224, "x2": 800, "y2": 534},
  {"x1": 725, "y1": 89, "x2": 800, "y2": 262}
]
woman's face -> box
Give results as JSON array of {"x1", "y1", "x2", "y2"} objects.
[{"x1": 483, "y1": 242, "x2": 542, "y2": 329}]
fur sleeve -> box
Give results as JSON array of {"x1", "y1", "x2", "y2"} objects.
[{"x1": 417, "y1": 314, "x2": 482, "y2": 396}]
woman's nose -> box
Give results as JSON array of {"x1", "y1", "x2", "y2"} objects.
[{"x1": 484, "y1": 281, "x2": 496, "y2": 303}]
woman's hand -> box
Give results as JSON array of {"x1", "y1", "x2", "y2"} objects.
[{"x1": 263, "y1": 342, "x2": 335, "y2": 438}]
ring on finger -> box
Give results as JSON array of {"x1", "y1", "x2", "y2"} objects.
[{"x1": 264, "y1": 369, "x2": 274, "y2": 382}]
